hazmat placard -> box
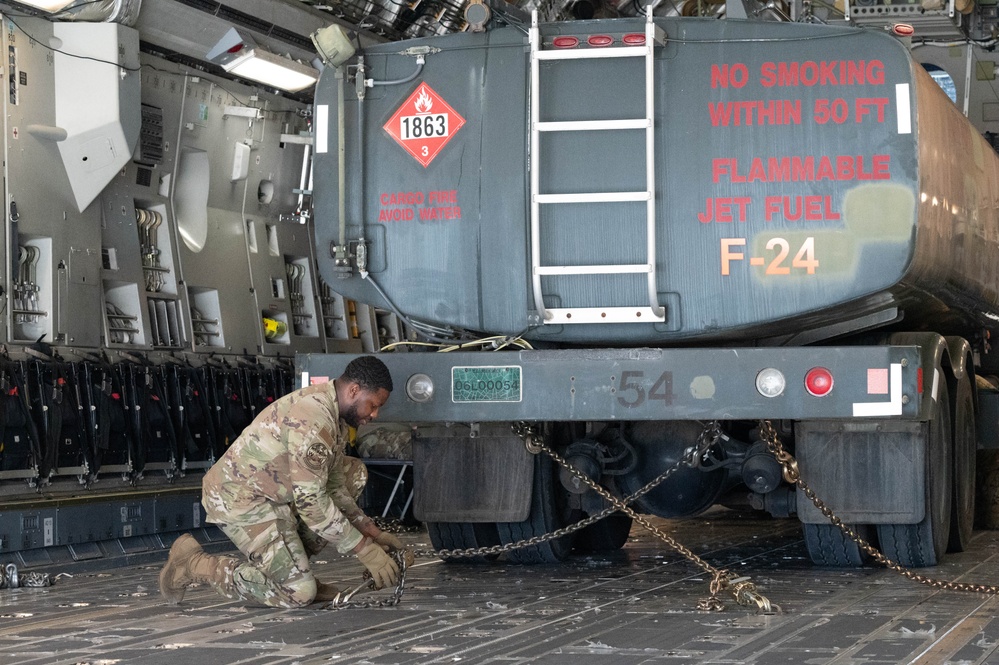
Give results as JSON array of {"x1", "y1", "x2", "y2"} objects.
[{"x1": 384, "y1": 82, "x2": 465, "y2": 167}]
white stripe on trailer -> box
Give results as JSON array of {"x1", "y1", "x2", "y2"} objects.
[
  {"x1": 315, "y1": 105, "x2": 329, "y2": 153},
  {"x1": 895, "y1": 84, "x2": 911, "y2": 135}
]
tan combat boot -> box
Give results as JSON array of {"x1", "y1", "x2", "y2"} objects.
[
  {"x1": 313, "y1": 580, "x2": 341, "y2": 603},
  {"x1": 159, "y1": 533, "x2": 238, "y2": 604}
]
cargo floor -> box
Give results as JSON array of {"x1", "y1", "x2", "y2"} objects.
[{"x1": 3, "y1": 508, "x2": 999, "y2": 665}]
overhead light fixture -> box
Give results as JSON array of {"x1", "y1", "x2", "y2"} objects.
[
  {"x1": 206, "y1": 27, "x2": 319, "y2": 93},
  {"x1": 14, "y1": 0, "x2": 77, "y2": 11}
]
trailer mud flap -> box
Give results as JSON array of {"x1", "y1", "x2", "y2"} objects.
[
  {"x1": 796, "y1": 420, "x2": 925, "y2": 524},
  {"x1": 413, "y1": 425, "x2": 534, "y2": 522}
]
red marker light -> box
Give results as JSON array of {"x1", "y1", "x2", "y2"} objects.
[
  {"x1": 891, "y1": 23, "x2": 915, "y2": 36},
  {"x1": 805, "y1": 367, "x2": 834, "y2": 397},
  {"x1": 622, "y1": 33, "x2": 646, "y2": 45},
  {"x1": 587, "y1": 34, "x2": 613, "y2": 47},
  {"x1": 552, "y1": 36, "x2": 579, "y2": 48}
]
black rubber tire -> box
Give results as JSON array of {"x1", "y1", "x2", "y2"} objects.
[
  {"x1": 878, "y1": 379, "x2": 953, "y2": 567},
  {"x1": 574, "y1": 512, "x2": 633, "y2": 553},
  {"x1": 426, "y1": 522, "x2": 501, "y2": 563},
  {"x1": 949, "y1": 371, "x2": 976, "y2": 553},
  {"x1": 976, "y1": 448, "x2": 999, "y2": 529},
  {"x1": 803, "y1": 523, "x2": 874, "y2": 567},
  {"x1": 496, "y1": 454, "x2": 574, "y2": 563}
]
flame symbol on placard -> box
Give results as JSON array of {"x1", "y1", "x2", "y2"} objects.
[{"x1": 414, "y1": 89, "x2": 433, "y2": 113}]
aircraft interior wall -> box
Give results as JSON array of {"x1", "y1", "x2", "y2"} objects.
[{"x1": 0, "y1": 16, "x2": 409, "y2": 568}]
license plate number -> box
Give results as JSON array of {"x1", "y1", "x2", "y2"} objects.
[{"x1": 451, "y1": 366, "x2": 522, "y2": 403}]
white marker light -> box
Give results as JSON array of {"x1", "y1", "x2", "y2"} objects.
[
  {"x1": 756, "y1": 368, "x2": 786, "y2": 398},
  {"x1": 406, "y1": 373, "x2": 435, "y2": 403}
]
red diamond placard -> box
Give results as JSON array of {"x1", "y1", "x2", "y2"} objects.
[{"x1": 384, "y1": 82, "x2": 466, "y2": 168}]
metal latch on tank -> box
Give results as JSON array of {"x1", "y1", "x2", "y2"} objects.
[{"x1": 330, "y1": 237, "x2": 368, "y2": 278}]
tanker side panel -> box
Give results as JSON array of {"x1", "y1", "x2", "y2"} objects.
[
  {"x1": 653, "y1": 21, "x2": 918, "y2": 342},
  {"x1": 312, "y1": 21, "x2": 940, "y2": 343},
  {"x1": 906, "y1": 64, "x2": 999, "y2": 321},
  {"x1": 525, "y1": 21, "x2": 922, "y2": 342}
]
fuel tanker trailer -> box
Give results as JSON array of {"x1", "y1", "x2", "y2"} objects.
[{"x1": 301, "y1": 13, "x2": 999, "y2": 567}]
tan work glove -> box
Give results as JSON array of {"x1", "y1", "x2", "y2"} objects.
[
  {"x1": 372, "y1": 530, "x2": 405, "y2": 553},
  {"x1": 355, "y1": 540, "x2": 400, "y2": 589}
]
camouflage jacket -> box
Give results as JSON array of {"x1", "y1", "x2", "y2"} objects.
[{"x1": 202, "y1": 381, "x2": 365, "y2": 553}]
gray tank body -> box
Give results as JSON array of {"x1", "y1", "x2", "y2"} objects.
[{"x1": 312, "y1": 17, "x2": 999, "y2": 345}]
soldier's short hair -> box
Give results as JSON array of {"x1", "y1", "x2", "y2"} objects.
[{"x1": 343, "y1": 355, "x2": 393, "y2": 393}]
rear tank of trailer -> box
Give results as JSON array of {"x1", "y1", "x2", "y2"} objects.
[{"x1": 311, "y1": 17, "x2": 999, "y2": 345}]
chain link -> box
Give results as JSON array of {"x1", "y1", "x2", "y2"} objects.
[{"x1": 758, "y1": 419, "x2": 999, "y2": 594}]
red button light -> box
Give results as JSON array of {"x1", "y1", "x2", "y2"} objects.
[
  {"x1": 588, "y1": 35, "x2": 613, "y2": 47},
  {"x1": 805, "y1": 367, "x2": 834, "y2": 397},
  {"x1": 622, "y1": 33, "x2": 646, "y2": 45}
]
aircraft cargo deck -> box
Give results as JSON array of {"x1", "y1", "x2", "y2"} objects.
[{"x1": 3, "y1": 507, "x2": 999, "y2": 665}]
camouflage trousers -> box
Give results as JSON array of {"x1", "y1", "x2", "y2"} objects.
[{"x1": 210, "y1": 456, "x2": 368, "y2": 608}]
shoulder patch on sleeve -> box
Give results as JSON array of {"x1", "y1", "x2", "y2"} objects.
[{"x1": 304, "y1": 441, "x2": 332, "y2": 471}]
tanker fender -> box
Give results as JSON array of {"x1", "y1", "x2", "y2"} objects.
[
  {"x1": 888, "y1": 332, "x2": 972, "y2": 419},
  {"x1": 941, "y1": 337, "x2": 974, "y2": 384},
  {"x1": 942, "y1": 336, "x2": 978, "y2": 419}
]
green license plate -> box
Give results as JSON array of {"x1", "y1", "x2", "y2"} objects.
[{"x1": 451, "y1": 366, "x2": 522, "y2": 403}]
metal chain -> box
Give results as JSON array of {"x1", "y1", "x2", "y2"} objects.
[
  {"x1": 535, "y1": 431, "x2": 777, "y2": 614},
  {"x1": 758, "y1": 419, "x2": 999, "y2": 594},
  {"x1": 321, "y1": 549, "x2": 411, "y2": 610},
  {"x1": 0, "y1": 563, "x2": 52, "y2": 588},
  {"x1": 372, "y1": 516, "x2": 423, "y2": 533},
  {"x1": 411, "y1": 421, "x2": 722, "y2": 560},
  {"x1": 329, "y1": 422, "x2": 778, "y2": 612}
]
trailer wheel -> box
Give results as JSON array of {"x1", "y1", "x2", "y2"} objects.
[
  {"x1": 496, "y1": 453, "x2": 574, "y2": 563},
  {"x1": 426, "y1": 522, "x2": 501, "y2": 563},
  {"x1": 976, "y1": 448, "x2": 999, "y2": 529},
  {"x1": 574, "y1": 512, "x2": 633, "y2": 553},
  {"x1": 802, "y1": 523, "x2": 874, "y2": 567},
  {"x1": 877, "y1": 379, "x2": 953, "y2": 567},
  {"x1": 948, "y1": 371, "x2": 976, "y2": 552}
]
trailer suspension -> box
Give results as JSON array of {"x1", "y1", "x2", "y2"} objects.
[{"x1": 759, "y1": 419, "x2": 999, "y2": 595}]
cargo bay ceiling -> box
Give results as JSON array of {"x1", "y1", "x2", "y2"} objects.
[
  {"x1": 165, "y1": 0, "x2": 995, "y2": 95},
  {"x1": 5, "y1": 0, "x2": 998, "y2": 98}
]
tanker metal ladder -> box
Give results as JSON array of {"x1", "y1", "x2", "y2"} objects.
[{"x1": 528, "y1": 10, "x2": 666, "y2": 325}]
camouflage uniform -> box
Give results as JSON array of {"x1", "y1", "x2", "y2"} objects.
[
  {"x1": 202, "y1": 382, "x2": 370, "y2": 608},
  {"x1": 356, "y1": 428, "x2": 412, "y2": 460}
]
